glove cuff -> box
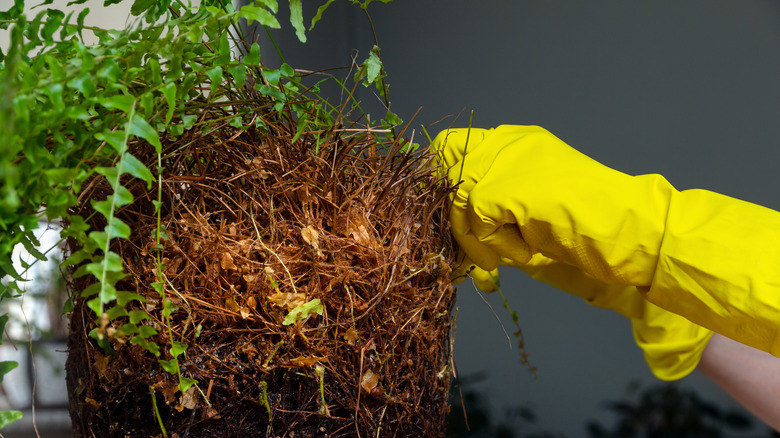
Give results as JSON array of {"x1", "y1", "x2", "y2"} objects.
[
  {"x1": 632, "y1": 304, "x2": 714, "y2": 381},
  {"x1": 645, "y1": 188, "x2": 780, "y2": 357}
]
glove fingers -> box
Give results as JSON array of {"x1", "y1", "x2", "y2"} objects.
[
  {"x1": 431, "y1": 127, "x2": 491, "y2": 171},
  {"x1": 450, "y1": 172, "x2": 533, "y2": 268},
  {"x1": 433, "y1": 128, "x2": 503, "y2": 271},
  {"x1": 483, "y1": 224, "x2": 533, "y2": 265},
  {"x1": 450, "y1": 193, "x2": 532, "y2": 268},
  {"x1": 450, "y1": 191, "x2": 501, "y2": 270},
  {"x1": 451, "y1": 250, "x2": 500, "y2": 293},
  {"x1": 451, "y1": 250, "x2": 472, "y2": 284},
  {"x1": 471, "y1": 265, "x2": 500, "y2": 293},
  {"x1": 435, "y1": 125, "x2": 532, "y2": 272}
]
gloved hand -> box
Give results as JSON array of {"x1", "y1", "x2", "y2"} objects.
[
  {"x1": 433, "y1": 124, "x2": 780, "y2": 368},
  {"x1": 433, "y1": 125, "x2": 668, "y2": 285}
]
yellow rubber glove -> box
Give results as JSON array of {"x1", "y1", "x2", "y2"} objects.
[
  {"x1": 451, "y1": 252, "x2": 500, "y2": 293},
  {"x1": 433, "y1": 124, "x2": 780, "y2": 366},
  {"x1": 521, "y1": 253, "x2": 713, "y2": 380}
]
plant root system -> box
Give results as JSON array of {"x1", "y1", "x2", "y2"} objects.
[{"x1": 65, "y1": 107, "x2": 456, "y2": 437}]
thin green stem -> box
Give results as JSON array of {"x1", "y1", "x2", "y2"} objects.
[
  {"x1": 150, "y1": 386, "x2": 168, "y2": 438},
  {"x1": 259, "y1": 381, "x2": 271, "y2": 421}
]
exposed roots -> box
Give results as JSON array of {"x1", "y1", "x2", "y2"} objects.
[{"x1": 66, "y1": 108, "x2": 456, "y2": 437}]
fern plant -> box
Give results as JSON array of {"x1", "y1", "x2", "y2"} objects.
[
  {"x1": 1, "y1": 0, "x2": 459, "y2": 435},
  {"x1": 0, "y1": 0, "x2": 405, "y2": 432}
]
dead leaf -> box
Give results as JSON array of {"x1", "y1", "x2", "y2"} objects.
[
  {"x1": 289, "y1": 356, "x2": 328, "y2": 367},
  {"x1": 301, "y1": 225, "x2": 319, "y2": 249},
  {"x1": 301, "y1": 225, "x2": 324, "y2": 258},
  {"x1": 343, "y1": 327, "x2": 359, "y2": 346},
  {"x1": 351, "y1": 224, "x2": 372, "y2": 247},
  {"x1": 163, "y1": 256, "x2": 183, "y2": 276},
  {"x1": 241, "y1": 344, "x2": 259, "y2": 357},
  {"x1": 157, "y1": 380, "x2": 179, "y2": 405},
  {"x1": 94, "y1": 353, "x2": 110, "y2": 380},
  {"x1": 246, "y1": 296, "x2": 257, "y2": 309},
  {"x1": 85, "y1": 397, "x2": 102, "y2": 408},
  {"x1": 225, "y1": 297, "x2": 240, "y2": 313},
  {"x1": 360, "y1": 369, "x2": 380, "y2": 394},
  {"x1": 238, "y1": 238, "x2": 254, "y2": 255},
  {"x1": 179, "y1": 386, "x2": 198, "y2": 410},
  {"x1": 268, "y1": 292, "x2": 307, "y2": 309},
  {"x1": 206, "y1": 406, "x2": 220, "y2": 419},
  {"x1": 243, "y1": 273, "x2": 259, "y2": 290},
  {"x1": 347, "y1": 210, "x2": 377, "y2": 249},
  {"x1": 296, "y1": 185, "x2": 310, "y2": 203},
  {"x1": 220, "y1": 252, "x2": 237, "y2": 271}
]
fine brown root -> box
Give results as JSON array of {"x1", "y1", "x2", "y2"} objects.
[{"x1": 65, "y1": 104, "x2": 456, "y2": 437}]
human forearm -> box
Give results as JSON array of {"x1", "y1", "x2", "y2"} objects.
[{"x1": 698, "y1": 333, "x2": 780, "y2": 431}]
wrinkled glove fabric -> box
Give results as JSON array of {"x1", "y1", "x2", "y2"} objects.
[{"x1": 433, "y1": 124, "x2": 780, "y2": 378}]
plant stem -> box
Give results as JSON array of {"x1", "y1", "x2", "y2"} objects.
[{"x1": 150, "y1": 385, "x2": 168, "y2": 438}]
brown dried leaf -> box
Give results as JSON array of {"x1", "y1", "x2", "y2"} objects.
[
  {"x1": 243, "y1": 273, "x2": 259, "y2": 291},
  {"x1": 179, "y1": 386, "x2": 198, "y2": 410},
  {"x1": 94, "y1": 353, "x2": 109, "y2": 379},
  {"x1": 347, "y1": 211, "x2": 377, "y2": 249},
  {"x1": 301, "y1": 225, "x2": 319, "y2": 249},
  {"x1": 296, "y1": 185, "x2": 310, "y2": 203},
  {"x1": 241, "y1": 344, "x2": 259, "y2": 357},
  {"x1": 163, "y1": 256, "x2": 183, "y2": 276},
  {"x1": 360, "y1": 369, "x2": 380, "y2": 394},
  {"x1": 343, "y1": 327, "x2": 359, "y2": 346},
  {"x1": 220, "y1": 252, "x2": 237, "y2": 271},
  {"x1": 289, "y1": 355, "x2": 328, "y2": 367},
  {"x1": 301, "y1": 225, "x2": 324, "y2": 258},
  {"x1": 225, "y1": 297, "x2": 240, "y2": 313},
  {"x1": 351, "y1": 224, "x2": 372, "y2": 247},
  {"x1": 238, "y1": 238, "x2": 254, "y2": 255},
  {"x1": 268, "y1": 292, "x2": 307, "y2": 309},
  {"x1": 158, "y1": 380, "x2": 179, "y2": 405},
  {"x1": 239, "y1": 305, "x2": 251, "y2": 319},
  {"x1": 390, "y1": 244, "x2": 410, "y2": 259},
  {"x1": 206, "y1": 406, "x2": 220, "y2": 419},
  {"x1": 246, "y1": 296, "x2": 257, "y2": 309}
]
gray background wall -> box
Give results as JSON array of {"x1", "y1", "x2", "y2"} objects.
[{"x1": 259, "y1": 1, "x2": 780, "y2": 436}]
